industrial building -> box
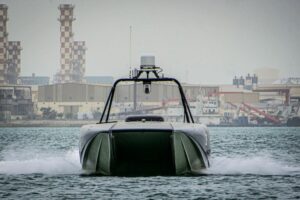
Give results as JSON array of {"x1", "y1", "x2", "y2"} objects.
[
  {"x1": 38, "y1": 83, "x2": 219, "y2": 104},
  {"x1": 19, "y1": 73, "x2": 50, "y2": 105},
  {"x1": 217, "y1": 79, "x2": 300, "y2": 126},
  {"x1": 18, "y1": 73, "x2": 300, "y2": 125},
  {"x1": 55, "y1": 4, "x2": 86, "y2": 83},
  {"x1": 0, "y1": 4, "x2": 30, "y2": 121},
  {"x1": 0, "y1": 4, "x2": 22, "y2": 85},
  {"x1": 37, "y1": 82, "x2": 220, "y2": 121},
  {"x1": 38, "y1": 82, "x2": 111, "y2": 119},
  {"x1": 0, "y1": 85, "x2": 34, "y2": 120}
]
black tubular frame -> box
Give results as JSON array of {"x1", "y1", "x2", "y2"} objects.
[{"x1": 98, "y1": 72, "x2": 194, "y2": 124}]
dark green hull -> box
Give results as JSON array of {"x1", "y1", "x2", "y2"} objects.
[{"x1": 80, "y1": 122, "x2": 210, "y2": 176}]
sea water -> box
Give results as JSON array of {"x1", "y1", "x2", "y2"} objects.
[{"x1": 0, "y1": 127, "x2": 299, "y2": 199}]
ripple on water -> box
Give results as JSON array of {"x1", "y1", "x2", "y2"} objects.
[{"x1": 0, "y1": 127, "x2": 299, "y2": 199}]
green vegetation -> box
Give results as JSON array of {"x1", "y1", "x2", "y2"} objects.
[{"x1": 40, "y1": 107, "x2": 59, "y2": 119}]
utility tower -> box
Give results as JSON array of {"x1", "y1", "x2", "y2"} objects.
[{"x1": 56, "y1": 4, "x2": 86, "y2": 83}]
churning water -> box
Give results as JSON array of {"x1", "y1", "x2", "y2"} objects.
[{"x1": 0, "y1": 127, "x2": 299, "y2": 199}]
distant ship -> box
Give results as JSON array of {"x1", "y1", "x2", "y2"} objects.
[
  {"x1": 287, "y1": 116, "x2": 300, "y2": 127},
  {"x1": 79, "y1": 56, "x2": 211, "y2": 176}
]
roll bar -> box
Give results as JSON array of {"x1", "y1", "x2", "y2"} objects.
[{"x1": 98, "y1": 67, "x2": 194, "y2": 124}]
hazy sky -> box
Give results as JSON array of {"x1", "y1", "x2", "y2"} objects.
[{"x1": 1, "y1": 0, "x2": 300, "y2": 84}]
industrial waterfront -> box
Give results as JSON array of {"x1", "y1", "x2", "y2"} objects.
[
  {"x1": 0, "y1": 1, "x2": 300, "y2": 199},
  {"x1": 0, "y1": 3, "x2": 300, "y2": 127}
]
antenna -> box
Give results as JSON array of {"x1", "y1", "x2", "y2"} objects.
[
  {"x1": 129, "y1": 25, "x2": 137, "y2": 110},
  {"x1": 129, "y1": 25, "x2": 132, "y2": 78}
]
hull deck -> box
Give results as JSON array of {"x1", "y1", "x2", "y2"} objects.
[{"x1": 80, "y1": 124, "x2": 209, "y2": 176}]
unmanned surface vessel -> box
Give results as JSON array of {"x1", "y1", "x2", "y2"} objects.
[{"x1": 79, "y1": 56, "x2": 210, "y2": 176}]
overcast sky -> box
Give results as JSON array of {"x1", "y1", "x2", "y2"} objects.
[{"x1": 1, "y1": 0, "x2": 300, "y2": 84}]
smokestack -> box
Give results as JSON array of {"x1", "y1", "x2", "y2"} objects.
[
  {"x1": 58, "y1": 4, "x2": 75, "y2": 83},
  {"x1": 0, "y1": 4, "x2": 8, "y2": 84},
  {"x1": 56, "y1": 4, "x2": 86, "y2": 83},
  {"x1": 72, "y1": 41, "x2": 86, "y2": 82},
  {"x1": 0, "y1": 4, "x2": 21, "y2": 85}
]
